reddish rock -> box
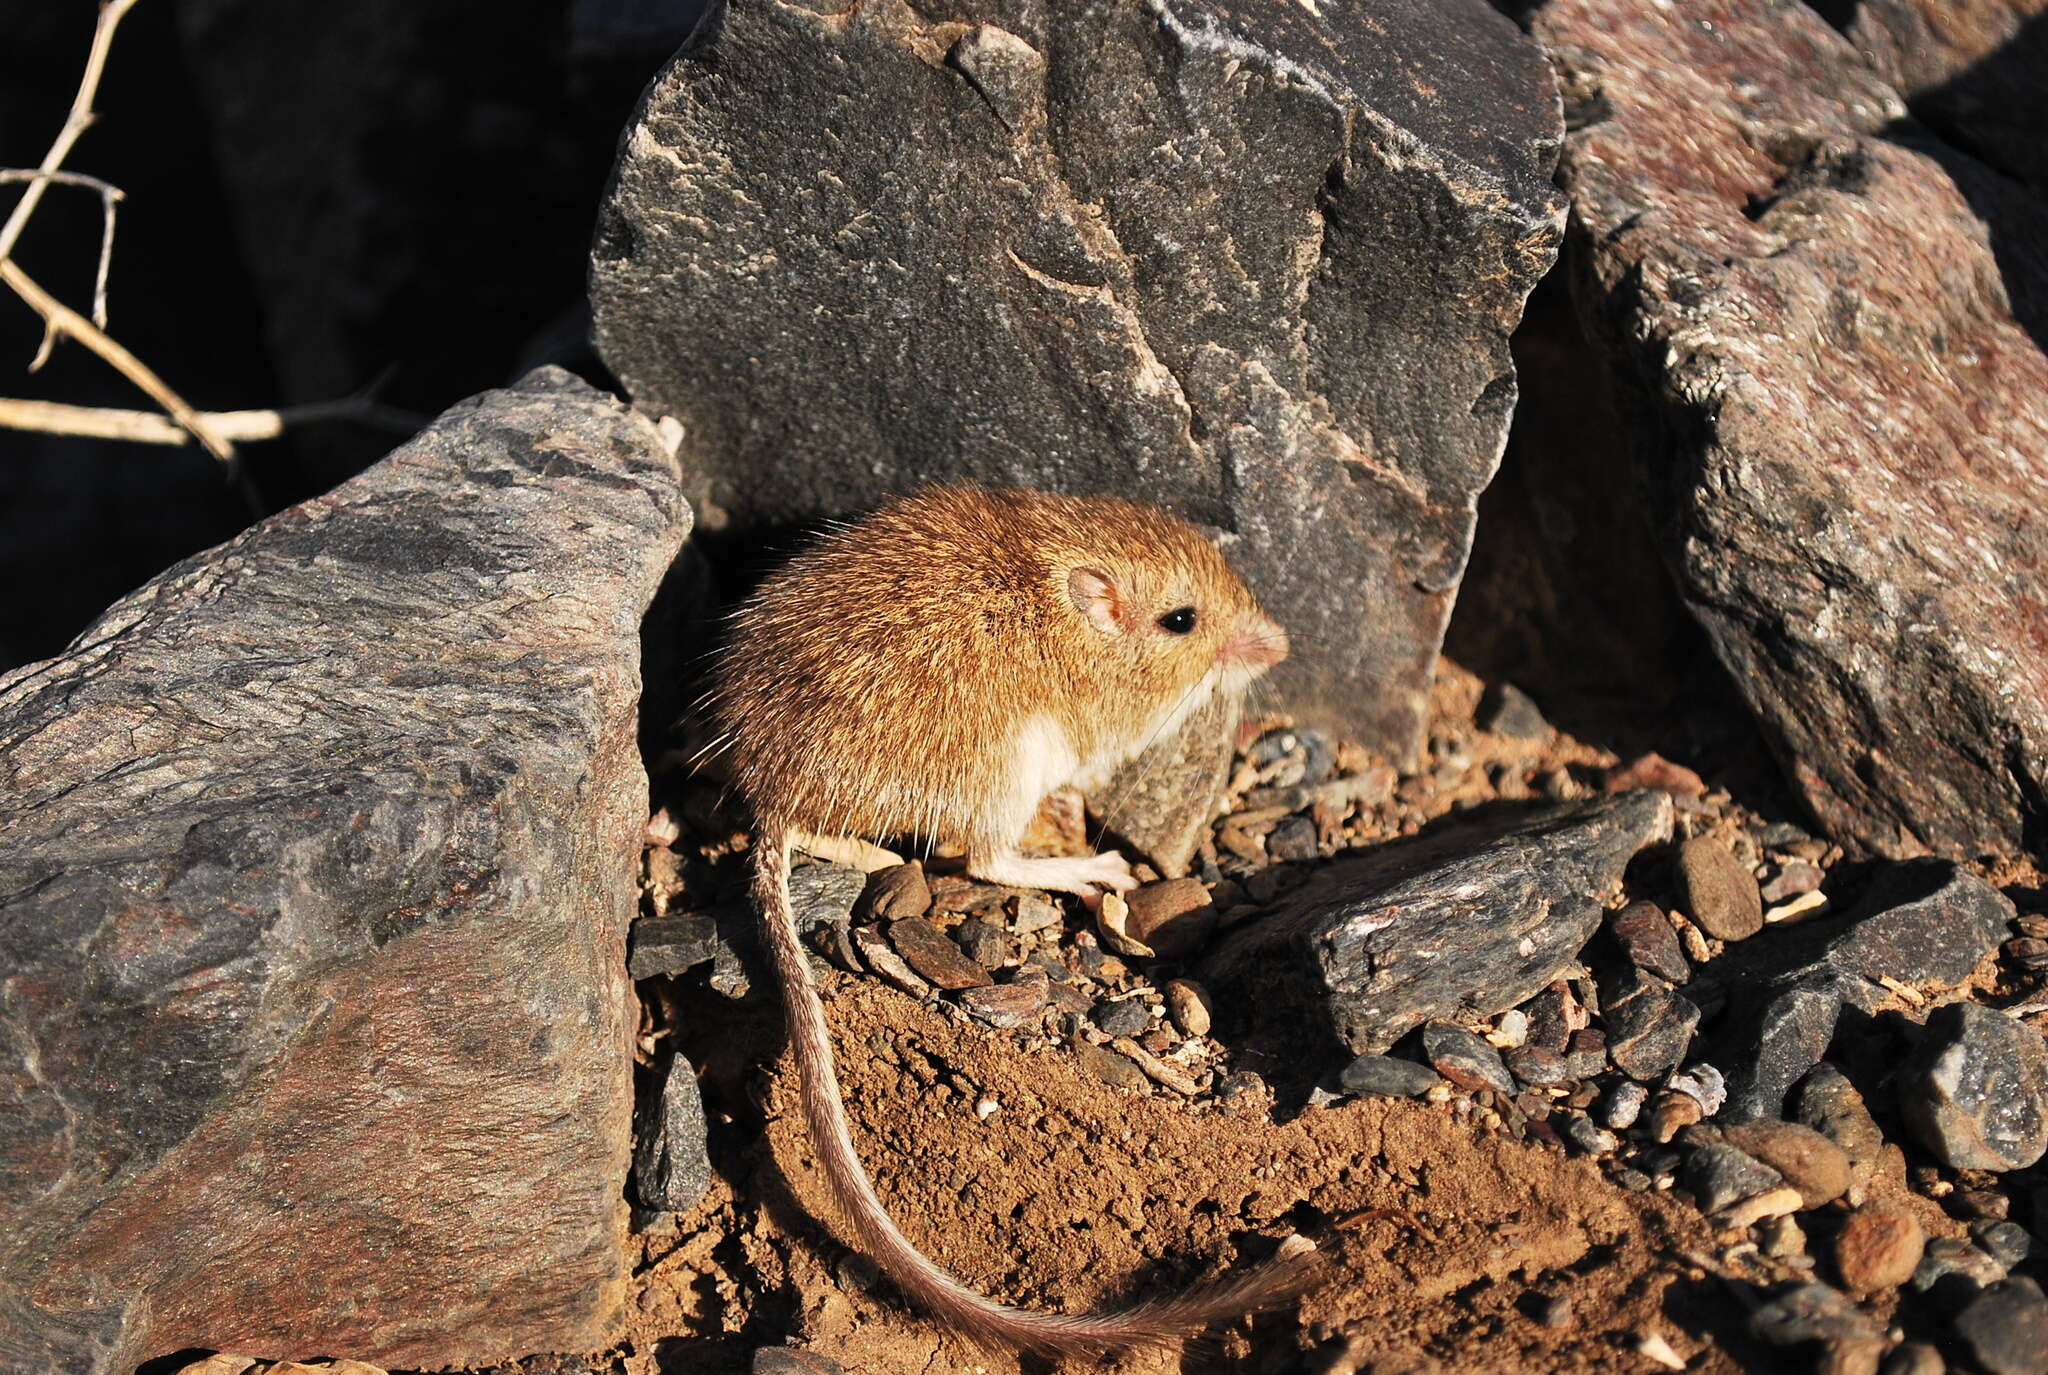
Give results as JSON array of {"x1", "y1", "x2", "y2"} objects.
[
  {"x1": 1833, "y1": 1205, "x2": 1927, "y2": 1293},
  {"x1": 1122, "y1": 878, "x2": 1218, "y2": 960},
  {"x1": 1845, "y1": 0, "x2": 2048, "y2": 193},
  {"x1": 0, "y1": 370, "x2": 686, "y2": 1371},
  {"x1": 1537, "y1": 0, "x2": 2048, "y2": 858}
]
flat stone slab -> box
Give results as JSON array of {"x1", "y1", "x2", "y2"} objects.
[
  {"x1": 0, "y1": 368, "x2": 689, "y2": 1372},
  {"x1": 1204, "y1": 790, "x2": 1672, "y2": 1055}
]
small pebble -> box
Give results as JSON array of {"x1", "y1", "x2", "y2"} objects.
[
  {"x1": 1796, "y1": 1064, "x2": 1888, "y2": 1190},
  {"x1": 1489, "y1": 1008, "x2": 1530, "y2": 1049},
  {"x1": 956, "y1": 975, "x2": 1048, "y2": 1028},
  {"x1": 852, "y1": 926, "x2": 933, "y2": 997},
  {"x1": 1480, "y1": 681, "x2": 1552, "y2": 739},
  {"x1": 1121, "y1": 878, "x2": 1216, "y2": 959},
  {"x1": 1666, "y1": 1063, "x2": 1728, "y2": 1116},
  {"x1": 1340, "y1": 1053, "x2": 1442, "y2": 1099},
  {"x1": 1759, "y1": 1214, "x2": 1807, "y2": 1260},
  {"x1": 1011, "y1": 894, "x2": 1063, "y2": 934},
  {"x1": 1073, "y1": 1042, "x2": 1149, "y2": 1092},
  {"x1": 1748, "y1": 1282, "x2": 1879, "y2": 1345},
  {"x1": 1504, "y1": 1044, "x2": 1570, "y2": 1088},
  {"x1": 856, "y1": 862, "x2": 932, "y2": 921},
  {"x1": 1878, "y1": 1343, "x2": 1945, "y2": 1375},
  {"x1": 1684, "y1": 1142, "x2": 1785, "y2": 1213},
  {"x1": 1536, "y1": 1294, "x2": 1573, "y2": 1328},
  {"x1": 953, "y1": 915, "x2": 1012, "y2": 970},
  {"x1": 1954, "y1": 1278, "x2": 2048, "y2": 1375},
  {"x1": 1912, "y1": 1236, "x2": 2008, "y2": 1294},
  {"x1": 1565, "y1": 1029, "x2": 1609, "y2": 1079},
  {"x1": 752, "y1": 1346, "x2": 846, "y2": 1375},
  {"x1": 1635, "y1": 1331, "x2": 1686, "y2": 1371},
  {"x1": 1214, "y1": 1069, "x2": 1267, "y2": 1106},
  {"x1": 1419, "y1": 1021, "x2": 1516, "y2": 1095},
  {"x1": 1761, "y1": 859, "x2": 1826, "y2": 903},
  {"x1": 1677, "y1": 835, "x2": 1764, "y2": 941},
  {"x1": 1899, "y1": 1002, "x2": 2048, "y2": 1172},
  {"x1": 1819, "y1": 1339, "x2": 1886, "y2": 1375},
  {"x1": 1089, "y1": 996, "x2": 1151, "y2": 1037},
  {"x1": 1833, "y1": 1204, "x2": 1926, "y2": 1293},
  {"x1": 1565, "y1": 1115, "x2": 1618, "y2": 1155},
  {"x1": 886, "y1": 918, "x2": 992, "y2": 989},
  {"x1": 1725, "y1": 1120, "x2": 1852, "y2": 1210},
  {"x1": 1267, "y1": 815, "x2": 1321, "y2": 862},
  {"x1": 1972, "y1": 1219, "x2": 2036, "y2": 1269},
  {"x1": 1607, "y1": 900, "x2": 1692, "y2": 984},
  {"x1": 1164, "y1": 979, "x2": 1212, "y2": 1037},
  {"x1": 1602, "y1": 1081, "x2": 1649, "y2": 1129},
  {"x1": 1603, "y1": 975, "x2": 1699, "y2": 1079}
]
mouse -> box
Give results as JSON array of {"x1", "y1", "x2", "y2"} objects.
[{"x1": 705, "y1": 484, "x2": 1308, "y2": 1353}]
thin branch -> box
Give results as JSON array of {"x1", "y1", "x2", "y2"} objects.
[
  {"x1": 0, "y1": 0, "x2": 138, "y2": 263},
  {"x1": 1, "y1": 257, "x2": 233, "y2": 459},
  {"x1": 0, "y1": 170, "x2": 124, "y2": 327},
  {"x1": 0, "y1": 395, "x2": 427, "y2": 447}
]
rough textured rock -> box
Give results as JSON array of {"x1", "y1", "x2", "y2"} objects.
[
  {"x1": 1843, "y1": 0, "x2": 2048, "y2": 193},
  {"x1": 1823, "y1": 859, "x2": 2015, "y2": 988},
  {"x1": 591, "y1": 0, "x2": 1565, "y2": 766},
  {"x1": 1538, "y1": 0, "x2": 2048, "y2": 857},
  {"x1": 0, "y1": 368, "x2": 688, "y2": 1372},
  {"x1": 1955, "y1": 1278, "x2": 2048, "y2": 1375},
  {"x1": 1100, "y1": 693, "x2": 1240, "y2": 877},
  {"x1": 1724, "y1": 978, "x2": 1849, "y2": 1123},
  {"x1": 633, "y1": 1050, "x2": 713, "y2": 1213},
  {"x1": 1795, "y1": 1063, "x2": 1889, "y2": 1191},
  {"x1": 1601, "y1": 974, "x2": 1701, "y2": 1081},
  {"x1": 1899, "y1": 1001, "x2": 2048, "y2": 1170},
  {"x1": 1204, "y1": 791, "x2": 1671, "y2": 1055}
]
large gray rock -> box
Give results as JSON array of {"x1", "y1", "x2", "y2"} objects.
[
  {"x1": 1204, "y1": 790, "x2": 1672, "y2": 1055},
  {"x1": 1537, "y1": 0, "x2": 2048, "y2": 858},
  {"x1": 591, "y1": 0, "x2": 1564, "y2": 766},
  {"x1": 0, "y1": 369, "x2": 689, "y2": 1372}
]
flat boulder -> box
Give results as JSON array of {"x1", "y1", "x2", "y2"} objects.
[
  {"x1": 590, "y1": 0, "x2": 1564, "y2": 769},
  {"x1": 0, "y1": 368, "x2": 689, "y2": 1372},
  {"x1": 1204, "y1": 790, "x2": 1672, "y2": 1055},
  {"x1": 1536, "y1": 0, "x2": 2048, "y2": 857}
]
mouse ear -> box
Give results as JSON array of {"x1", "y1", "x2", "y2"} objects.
[{"x1": 1067, "y1": 566, "x2": 1129, "y2": 635}]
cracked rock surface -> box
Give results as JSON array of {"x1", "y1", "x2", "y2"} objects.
[
  {"x1": 590, "y1": 0, "x2": 1564, "y2": 766},
  {"x1": 1537, "y1": 0, "x2": 2048, "y2": 857},
  {"x1": 0, "y1": 368, "x2": 689, "y2": 1374}
]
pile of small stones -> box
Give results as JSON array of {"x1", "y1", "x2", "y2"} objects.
[{"x1": 638, "y1": 692, "x2": 2048, "y2": 1375}]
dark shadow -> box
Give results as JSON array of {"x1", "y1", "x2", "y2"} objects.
[
  {"x1": 134, "y1": 1350, "x2": 217, "y2": 1375},
  {"x1": 1442, "y1": 269, "x2": 1797, "y2": 829}
]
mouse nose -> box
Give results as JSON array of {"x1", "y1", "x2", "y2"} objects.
[{"x1": 1224, "y1": 613, "x2": 1288, "y2": 671}]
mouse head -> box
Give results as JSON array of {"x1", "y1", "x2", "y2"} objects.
[{"x1": 1050, "y1": 498, "x2": 1288, "y2": 711}]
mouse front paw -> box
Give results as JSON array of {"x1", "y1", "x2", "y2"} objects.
[{"x1": 967, "y1": 848, "x2": 1139, "y2": 898}]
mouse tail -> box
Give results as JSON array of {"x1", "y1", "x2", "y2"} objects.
[{"x1": 751, "y1": 823, "x2": 1318, "y2": 1354}]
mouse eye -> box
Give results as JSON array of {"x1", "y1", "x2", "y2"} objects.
[{"x1": 1156, "y1": 606, "x2": 1197, "y2": 635}]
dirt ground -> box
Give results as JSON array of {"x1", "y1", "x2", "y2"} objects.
[
  {"x1": 631, "y1": 975, "x2": 1761, "y2": 1375},
  {"x1": 615, "y1": 660, "x2": 1970, "y2": 1374}
]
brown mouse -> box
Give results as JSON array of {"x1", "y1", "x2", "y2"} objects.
[{"x1": 707, "y1": 485, "x2": 1306, "y2": 1353}]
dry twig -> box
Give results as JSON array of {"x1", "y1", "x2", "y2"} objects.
[
  {"x1": 1, "y1": 0, "x2": 237, "y2": 462},
  {"x1": 0, "y1": 396, "x2": 425, "y2": 448}
]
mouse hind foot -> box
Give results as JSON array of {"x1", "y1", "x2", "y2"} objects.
[{"x1": 968, "y1": 848, "x2": 1137, "y2": 897}]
